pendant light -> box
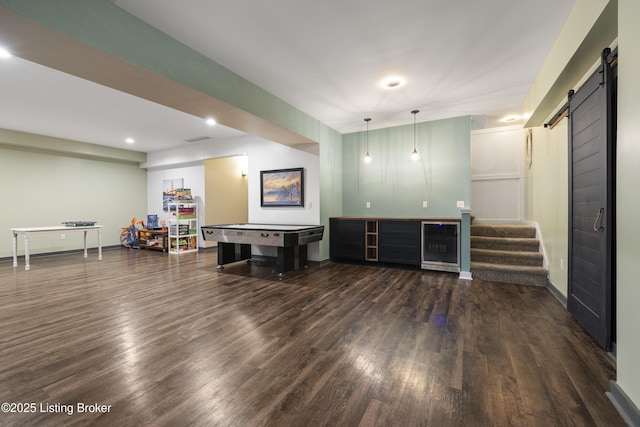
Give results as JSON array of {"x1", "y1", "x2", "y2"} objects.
[
  {"x1": 363, "y1": 117, "x2": 372, "y2": 163},
  {"x1": 410, "y1": 110, "x2": 420, "y2": 161}
]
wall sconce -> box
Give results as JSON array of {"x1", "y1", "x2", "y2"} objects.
[
  {"x1": 363, "y1": 117, "x2": 372, "y2": 164},
  {"x1": 410, "y1": 110, "x2": 420, "y2": 161},
  {"x1": 237, "y1": 154, "x2": 248, "y2": 177}
]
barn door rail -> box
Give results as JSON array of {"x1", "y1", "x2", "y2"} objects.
[{"x1": 544, "y1": 47, "x2": 617, "y2": 130}]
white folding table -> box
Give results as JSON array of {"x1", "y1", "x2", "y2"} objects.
[{"x1": 11, "y1": 225, "x2": 103, "y2": 271}]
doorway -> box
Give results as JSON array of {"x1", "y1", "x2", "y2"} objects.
[{"x1": 204, "y1": 156, "x2": 249, "y2": 248}]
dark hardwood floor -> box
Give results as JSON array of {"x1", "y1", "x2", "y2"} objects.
[{"x1": 0, "y1": 248, "x2": 624, "y2": 426}]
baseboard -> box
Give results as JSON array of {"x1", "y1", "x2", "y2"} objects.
[
  {"x1": 459, "y1": 271, "x2": 473, "y2": 280},
  {"x1": 1, "y1": 245, "x2": 121, "y2": 263},
  {"x1": 546, "y1": 281, "x2": 567, "y2": 307},
  {"x1": 524, "y1": 219, "x2": 549, "y2": 269},
  {"x1": 471, "y1": 219, "x2": 526, "y2": 224},
  {"x1": 609, "y1": 341, "x2": 617, "y2": 361},
  {"x1": 607, "y1": 380, "x2": 640, "y2": 427}
]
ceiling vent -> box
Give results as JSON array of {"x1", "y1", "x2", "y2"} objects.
[{"x1": 184, "y1": 136, "x2": 211, "y2": 143}]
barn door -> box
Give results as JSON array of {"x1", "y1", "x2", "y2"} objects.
[{"x1": 567, "y1": 48, "x2": 616, "y2": 350}]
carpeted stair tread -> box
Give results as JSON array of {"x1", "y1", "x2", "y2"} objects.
[
  {"x1": 471, "y1": 236, "x2": 540, "y2": 252},
  {"x1": 470, "y1": 222, "x2": 547, "y2": 286},
  {"x1": 471, "y1": 223, "x2": 536, "y2": 238},
  {"x1": 471, "y1": 262, "x2": 549, "y2": 287},
  {"x1": 471, "y1": 248, "x2": 543, "y2": 266},
  {"x1": 471, "y1": 262, "x2": 547, "y2": 275}
]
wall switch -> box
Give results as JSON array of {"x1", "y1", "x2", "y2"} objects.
[
  {"x1": 366, "y1": 201, "x2": 371, "y2": 209},
  {"x1": 456, "y1": 201, "x2": 465, "y2": 208},
  {"x1": 560, "y1": 258, "x2": 564, "y2": 270},
  {"x1": 422, "y1": 201, "x2": 428, "y2": 208},
  {"x1": 60, "y1": 234, "x2": 66, "y2": 240}
]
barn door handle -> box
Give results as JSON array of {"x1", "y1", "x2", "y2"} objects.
[{"x1": 593, "y1": 208, "x2": 605, "y2": 231}]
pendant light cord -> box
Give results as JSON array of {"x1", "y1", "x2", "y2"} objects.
[
  {"x1": 412, "y1": 110, "x2": 419, "y2": 150},
  {"x1": 364, "y1": 117, "x2": 372, "y2": 163},
  {"x1": 411, "y1": 110, "x2": 419, "y2": 160},
  {"x1": 365, "y1": 117, "x2": 371, "y2": 151}
]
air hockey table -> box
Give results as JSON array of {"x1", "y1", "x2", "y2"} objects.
[{"x1": 201, "y1": 223, "x2": 324, "y2": 276}]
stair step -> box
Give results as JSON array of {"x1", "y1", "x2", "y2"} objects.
[
  {"x1": 471, "y1": 224, "x2": 536, "y2": 238},
  {"x1": 471, "y1": 236, "x2": 540, "y2": 252},
  {"x1": 471, "y1": 262, "x2": 548, "y2": 287},
  {"x1": 471, "y1": 248, "x2": 543, "y2": 266}
]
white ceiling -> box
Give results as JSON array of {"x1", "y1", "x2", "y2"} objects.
[
  {"x1": 0, "y1": 0, "x2": 575, "y2": 153},
  {"x1": 0, "y1": 57, "x2": 247, "y2": 153}
]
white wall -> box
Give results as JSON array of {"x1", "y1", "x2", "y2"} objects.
[
  {"x1": 142, "y1": 135, "x2": 250, "y2": 170},
  {"x1": 247, "y1": 139, "x2": 320, "y2": 226},
  {"x1": 147, "y1": 164, "x2": 205, "y2": 248},
  {"x1": 144, "y1": 134, "x2": 255, "y2": 249},
  {"x1": 247, "y1": 138, "x2": 321, "y2": 260},
  {"x1": 471, "y1": 125, "x2": 524, "y2": 222},
  {"x1": 143, "y1": 134, "x2": 322, "y2": 259}
]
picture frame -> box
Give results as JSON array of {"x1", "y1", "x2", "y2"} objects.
[
  {"x1": 260, "y1": 167, "x2": 304, "y2": 207},
  {"x1": 162, "y1": 178, "x2": 183, "y2": 211}
]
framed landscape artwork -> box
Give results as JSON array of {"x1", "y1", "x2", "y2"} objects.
[{"x1": 260, "y1": 167, "x2": 304, "y2": 207}]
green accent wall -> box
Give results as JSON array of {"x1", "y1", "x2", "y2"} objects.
[
  {"x1": 342, "y1": 116, "x2": 471, "y2": 218},
  {"x1": 319, "y1": 123, "x2": 343, "y2": 260},
  {"x1": 460, "y1": 209, "x2": 472, "y2": 275},
  {"x1": 0, "y1": 131, "x2": 147, "y2": 258}
]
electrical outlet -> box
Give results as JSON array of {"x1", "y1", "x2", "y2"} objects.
[
  {"x1": 366, "y1": 202, "x2": 371, "y2": 209},
  {"x1": 60, "y1": 234, "x2": 66, "y2": 240},
  {"x1": 456, "y1": 201, "x2": 465, "y2": 208},
  {"x1": 422, "y1": 201, "x2": 428, "y2": 208}
]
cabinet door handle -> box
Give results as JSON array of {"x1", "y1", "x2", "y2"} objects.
[{"x1": 593, "y1": 208, "x2": 605, "y2": 231}]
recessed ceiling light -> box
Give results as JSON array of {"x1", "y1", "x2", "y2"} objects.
[
  {"x1": 501, "y1": 114, "x2": 522, "y2": 123},
  {"x1": 206, "y1": 118, "x2": 217, "y2": 126},
  {"x1": 0, "y1": 47, "x2": 12, "y2": 59},
  {"x1": 125, "y1": 137, "x2": 135, "y2": 144},
  {"x1": 381, "y1": 76, "x2": 406, "y2": 89}
]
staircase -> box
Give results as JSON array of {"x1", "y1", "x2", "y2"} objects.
[{"x1": 470, "y1": 223, "x2": 549, "y2": 287}]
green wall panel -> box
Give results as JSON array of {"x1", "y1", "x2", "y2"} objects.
[{"x1": 342, "y1": 116, "x2": 471, "y2": 218}]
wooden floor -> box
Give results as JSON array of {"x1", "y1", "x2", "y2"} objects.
[{"x1": 0, "y1": 248, "x2": 624, "y2": 427}]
